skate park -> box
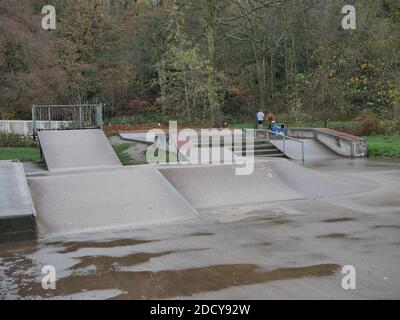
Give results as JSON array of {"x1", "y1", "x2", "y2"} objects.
[{"x1": 1, "y1": 106, "x2": 400, "y2": 300}]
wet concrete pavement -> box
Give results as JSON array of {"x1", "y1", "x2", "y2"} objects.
[{"x1": 1, "y1": 158, "x2": 400, "y2": 300}]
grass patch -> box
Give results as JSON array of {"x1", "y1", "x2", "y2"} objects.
[
  {"x1": 365, "y1": 135, "x2": 400, "y2": 158},
  {"x1": 112, "y1": 143, "x2": 142, "y2": 165},
  {"x1": 0, "y1": 147, "x2": 41, "y2": 162}
]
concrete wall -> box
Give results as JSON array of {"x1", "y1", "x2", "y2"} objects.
[
  {"x1": 286, "y1": 128, "x2": 315, "y2": 139},
  {"x1": 314, "y1": 129, "x2": 367, "y2": 158},
  {"x1": 287, "y1": 128, "x2": 367, "y2": 158},
  {"x1": 0, "y1": 120, "x2": 72, "y2": 135}
]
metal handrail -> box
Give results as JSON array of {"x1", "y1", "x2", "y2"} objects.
[{"x1": 244, "y1": 128, "x2": 305, "y2": 162}]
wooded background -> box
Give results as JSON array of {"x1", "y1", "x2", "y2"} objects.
[{"x1": 0, "y1": 0, "x2": 399, "y2": 128}]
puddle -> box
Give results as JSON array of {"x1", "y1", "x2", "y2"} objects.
[
  {"x1": 372, "y1": 225, "x2": 400, "y2": 230},
  {"x1": 317, "y1": 233, "x2": 348, "y2": 239},
  {"x1": 323, "y1": 218, "x2": 356, "y2": 223},
  {"x1": 15, "y1": 263, "x2": 340, "y2": 299},
  {"x1": 270, "y1": 219, "x2": 291, "y2": 225},
  {"x1": 70, "y1": 249, "x2": 208, "y2": 272},
  {"x1": 57, "y1": 239, "x2": 157, "y2": 254},
  {"x1": 189, "y1": 232, "x2": 214, "y2": 237},
  {"x1": 0, "y1": 240, "x2": 40, "y2": 255},
  {"x1": 69, "y1": 251, "x2": 176, "y2": 272},
  {"x1": 258, "y1": 242, "x2": 272, "y2": 246}
]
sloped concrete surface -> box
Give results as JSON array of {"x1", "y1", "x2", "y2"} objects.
[
  {"x1": 271, "y1": 139, "x2": 339, "y2": 161},
  {"x1": 38, "y1": 129, "x2": 122, "y2": 171},
  {"x1": 28, "y1": 167, "x2": 198, "y2": 236},
  {"x1": 160, "y1": 159, "x2": 377, "y2": 210}
]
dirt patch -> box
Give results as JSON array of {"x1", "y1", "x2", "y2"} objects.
[
  {"x1": 58, "y1": 239, "x2": 157, "y2": 254},
  {"x1": 109, "y1": 135, "x2": 148, "y2": 164},
  {"x1": 17, "y1": 263, "x2": 340, "y2": 299},
  {"x1": 323, "y1": 218, "x2": 356, "y2": 223}
]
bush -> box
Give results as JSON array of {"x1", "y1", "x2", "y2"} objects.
[
  {"x1": 0, "y1": 133, "x2": 36, "y2": 147},
  {"x1": 354, "y1": 110, "x2": 385, "y2": 136}
]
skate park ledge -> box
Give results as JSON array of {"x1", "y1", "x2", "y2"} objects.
[{"x1": 286, "y1": 128, "x2": 367, "y2": 157}]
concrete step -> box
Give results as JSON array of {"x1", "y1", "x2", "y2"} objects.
[
  {"x1": 193, "y1": 141, "x2": 274, "y2": 149},
  {"x1": 232, "y1": 144, "x2": 277, "y2": 151},
  {"x1": 235, "y1": 149, "x2": 284, "y2": 156}
]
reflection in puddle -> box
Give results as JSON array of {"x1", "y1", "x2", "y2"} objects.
[
  {"x1": 317, "y1": 233, "x2": 348, "y2": 239},
  {"x1": 57, "y1": 239, "x2": 157, "y2": 254},
  {"x1": 323, "y1": 218, "x2": 356, "y2": 223},
  {"x1": 372, "y1": 225, "x2": 400, "y2": 230},
  {"x1": 15, "y1": 263, "x2": 340, "y2": 299}
]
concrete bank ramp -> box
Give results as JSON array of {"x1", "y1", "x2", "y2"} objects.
[
  {"x1": 38, "y1": 129, "x2": 122, "y2": 171},
  {"x1": 0, "y1": 161, "x2": 37, "y2": 242},
  {"x1": 160, "y1": 159, "x2": 378, "y2": 210},
  {"x1": 28, "y1": 168, "x2": 198, "y2": 236},
  {"x1": 160, "y1": 161, "x2": 304, "y2": 210},
  {"x1": 271, "y1": 139, "x2": 339, "y2": 161}
]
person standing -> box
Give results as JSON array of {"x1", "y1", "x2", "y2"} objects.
[
  {"x1": 267, "y1": 111, "x2": 276, "y2": 130},
  {"x1": 256, "y1": 110, "x2": 265, "y2": 129}
]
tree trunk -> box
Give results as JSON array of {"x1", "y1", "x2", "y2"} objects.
[
  {"x1": 183, "y1": 74, "x2": 191, "y2": 122},
  {"x1": 206, "y1": 0, "x2": 219, "y2": 126},
  {"x1": 157, "y1": 60, "x2": 167, "y2": 115},
  {"x1": 395, "y1": 105, "x2": 400, "y2": 129}
]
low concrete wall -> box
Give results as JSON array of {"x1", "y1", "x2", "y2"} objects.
[
  {"x1": 314, "y1": 128, "x2": 367, "y2": 158},
  {"x1": 287, "y1": 127, "x2": 367, "y2": 158},
  {"x1": 0, "y1": 120, "x2": 72, "y2": 135},
  {"x1": 286, "y1": 128, "x2": 315, "y2": 139},
  {"x1": 0, "y1": 161, "x2": 37, "y2": 243}
]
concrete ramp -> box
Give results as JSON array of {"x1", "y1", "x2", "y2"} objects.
[
  {"x1": 28, "y1": 168, "x2": 198, "y2": 236},
  {"x1": 271, "y1": 139, "x2": 339, "y2": 161},
  {"x1": 38, "y1": 129, "x2": 122, "y2": 171},
  {"x1": 271, "y1": 160, "x2": 378, "y2": 198},
  {"x1": 0, "y1": 161, "x2": 37, "y2": 242},
  {"x1": 160, "y1": 162, "x2": 304, "y2": 210},
  {"x1": 160, "y1": 159, "x2": 378, "y2": 210}
]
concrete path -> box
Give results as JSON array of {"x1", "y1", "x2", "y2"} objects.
[
  {"x1": 0, "y1": 161, "x2": 36, "y2": 242},
  {"x1": 38, "y1": 130, "x2": 122, "y2": 171}
]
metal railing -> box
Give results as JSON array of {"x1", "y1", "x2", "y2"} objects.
[
  {"x1": 244, "y1": 129, "x2": 305, "y2": 162},
  {"x1": 32, "y1": 104, "x2": 103, "y2": 136}
]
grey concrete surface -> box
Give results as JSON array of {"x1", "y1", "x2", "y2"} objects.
[
  {"x1": 160, "y1": 160, "x2": 377, "y2": 210},
  {"x1": 0, "y1": 158, "x2": 399, "y2": 299},
  {"x1": 271, "y1": 139, "x2": 339, "y2": 161},
  {"x1": 160, "y1": 162, "x2": 303, "y2": 209},
  {"x1": 38, "y1": 129, "x2": 122, "y2": 171},
  {"x1": 28, "y1": 167, "x2": 199, "y2": 236},
  {"x1": 0, "y1": 161, "x2": 37, "y2": 242}
]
